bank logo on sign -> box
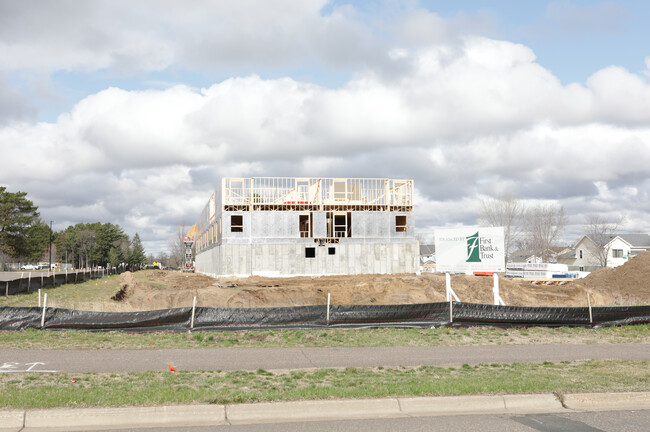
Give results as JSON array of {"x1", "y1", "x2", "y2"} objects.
[{"x1": 466, "y1": 232, "x2": 481, "y2": 262}]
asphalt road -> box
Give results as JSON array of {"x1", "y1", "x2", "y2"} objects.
[
  {"x1": 0, "y1": 270, "x2": 90, "y2": 282},
  {"x1": 0, "y1": 271, "x2": 50, "y2": 282},
  {"x1": 1, "y1": 344, "x2": 648, "y2": 373},
  {"x1": 53, "y1": 410, "x2": 650, "y2": 432}
]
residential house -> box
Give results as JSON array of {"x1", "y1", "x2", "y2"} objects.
[{"x1": 559, "y1": 233, "x2": 650, "y2": 271}]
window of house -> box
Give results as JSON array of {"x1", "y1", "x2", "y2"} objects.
[
  {"x1": 305, "y1": 247, "x2": 316, "y2": 258},
  {"x1": 396, "y1": 215, "x2": 407, "y2": 232},
  {"x1": 612, "y1": 249, "x2": 624, "y2": 258},
  {"x1": 579, "y1": 250, "x2": 583, "y2": 259},
  {"x1": 328, "y1": 247, "x2": 336, "y2": 255},
  {"x1": 231, "y1": 215, "x2": 243, "y2": 232}
]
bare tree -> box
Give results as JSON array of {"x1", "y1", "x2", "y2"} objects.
[
  {"x1": 168, "y1": 223, "x2": 187, "y2": 268},
  {"x1": 77, "y1": 229, "x2": 96, "y2": 268},
  {"x1": 479, "y1": 194, "x2": 525, "y2": 262},
  {"x1": 156, "y1": 251, "x2": 169, "y2": 267},
  {"x1": 583, "y1": 214, "x2": 624, "y2": 267},
  {"x1": 523, "y1": 204, "x2": 568, "y2": 262}
]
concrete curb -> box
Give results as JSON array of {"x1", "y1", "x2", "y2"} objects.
[
  {"x1": 0, "y1": 410, "x2": 23, "y2": 432},
  {"x1": 563, "y1": 391, "x2": 650, "y2": 411},
  {"x1": 226, "y1": 398, "x2": 400, "y2": 425},
  {"x1": 1, "y1": 392, "x2": 648, "y2": 431},
  {"x1": 21, "y1": 405, "x2": 226, "y2": 432}
]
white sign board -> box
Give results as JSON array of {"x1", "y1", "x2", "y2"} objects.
[{"x1": 434, "y1": 227, "x2": 505, "y2": 274}]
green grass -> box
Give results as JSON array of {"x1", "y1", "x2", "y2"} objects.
[
  {"x1": 0, "y1": 360, "x2": 647, "y2": 409},
  {"x1": 0, "y1": 324, "x2": 648, "y2": 350},
  {"x1": 0, "y1": 274, "x2": 123, "y2": 309}
]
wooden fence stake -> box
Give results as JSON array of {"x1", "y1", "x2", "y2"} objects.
[
  {"x1": 587, "y1": 292, "x2": 593, "y2": 324},
  {"x1": 41, "y1": 293, "x2": 48, "y2": 328},
  {"x1": 327, "y1": 293, "x2": 331, "y2": 323},
  {"x1": 190, "y1": 296, "x2": 197, "y2": 329},
  {"x1": 449, "y1": 298, "x2": 453, "y2": 324}
]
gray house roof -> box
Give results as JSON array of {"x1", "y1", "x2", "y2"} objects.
[
  {"x1": 557, "y1": 249, "x2": 576, "y2": 260},
  {"x1": 612, "y1": 234, "x2": 650, "y2": 248}
]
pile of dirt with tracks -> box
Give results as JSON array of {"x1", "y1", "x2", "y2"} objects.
[{"x1": 112, "y1": 252, "x2": 650, "y2": 309}]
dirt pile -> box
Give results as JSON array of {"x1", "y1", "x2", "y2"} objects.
[
  {"x1": 564, "y1": 250, "x2": 650, "y2": 305},
  {"x1": 112, "y1": 252, "x2": 650, "y2": 310}
]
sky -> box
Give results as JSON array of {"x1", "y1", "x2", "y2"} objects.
[{"x1": 2, "y1": 0, "x2": 650, "y2": 255}]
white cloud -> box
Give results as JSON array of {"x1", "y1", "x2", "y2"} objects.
[
  {"x1": 0, "y1": 0, "x2": 385, "y2": 74},
  {"x1": 3, "y1": 31, "x2": 650, "y2": 252}
]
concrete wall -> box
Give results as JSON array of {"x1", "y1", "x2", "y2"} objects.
[
  {"x1": 196, "y1": 209, "x2": 418, "y2": 276},
  {"x1": 195, "y1": 240, "x2": 419, "y2": 276},
  {"x1": 220, "y1": 210, "x2": 413, "y2": 242}
]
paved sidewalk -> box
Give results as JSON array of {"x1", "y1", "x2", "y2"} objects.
[
  {"x1": 1, "y1": 392, "x2": 649, "y2": 431},
  {"x1": 1, "y1": 344, "x2": 648, "y2": 373}
]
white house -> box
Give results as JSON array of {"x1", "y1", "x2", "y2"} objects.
[
  {"x1": 560, "y1": 234, "x2": 650, "y2": 270},
  {"x1": 606, "y1": 234, "x2": 650, "y2": 267}
]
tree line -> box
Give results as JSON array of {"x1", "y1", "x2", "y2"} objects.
[
  {"x1": 480, "y1": 194, "x2": 623, "y2": 265},
  {"x1": 0, "y1": 187, "x2": 147, "y2": 268}
]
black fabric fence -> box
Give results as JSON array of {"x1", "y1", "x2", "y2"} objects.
[
  {"x1": 1, "y1": 269, "x2": 119, "y2": 296},
  {"x1": 1, "y1": 302, "x2": 648, "y2": 332}
]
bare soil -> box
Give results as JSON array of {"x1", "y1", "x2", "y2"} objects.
[{"x1": 113, "y1": 251, "x2": 650, "y2": 310}]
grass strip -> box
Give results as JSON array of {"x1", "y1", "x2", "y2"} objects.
[
  {"x1": 0, "y1": 274, "x2": 123, "y2": 310},
  {"x1": 0, "y1": 360, "x2": 647, "y2": 409},
  {"x1": 0, "y1": 324, "x2": 648, "y2": 350}
]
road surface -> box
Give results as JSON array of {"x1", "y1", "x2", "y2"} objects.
[
  {"x1": 45, "y1": 410, "x2": 650, "y2": 432},
  {"x1": 1, "y1": 344, "x2": 648, "y2": 373}
]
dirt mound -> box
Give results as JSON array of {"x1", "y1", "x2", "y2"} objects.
[
  {"x1": 110, "y1": 253, "x2": 650, "y2": 310},
  {"x1": 563, "y1": 250, "x2": 650, "y2": 305},
  {"x1": 112, "y1": 256, "x2": 650, "y2": 311}
]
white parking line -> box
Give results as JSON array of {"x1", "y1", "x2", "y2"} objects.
[{"x1": 0, "y1": 361, "x2": 58, "y2": 373}]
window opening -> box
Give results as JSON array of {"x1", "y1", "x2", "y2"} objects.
[
  {"x1": 334, "y1": 181, "x2": 346, "y2": 201},
  {"x1": 326, "y1": 212, "x2": 352, "y2": 238},
  {"x1": 331, "y1": 212, "x2": 352, "y2": 238},
  {"x1": 305, "y1": 247, "x2": 316, "y2": 258},
  {"x1": 297, "y1": 180, "x2": 309, "y2": 202},
  {"x1": 299, "y1": 215, "x2": 310, "y2": 238},
  {"x1": 396, "y1": 215, "x2": 407, "y2": 232},
  {"x1": 612, "y1": 249, "x2": 623, "y2": 258},
  {"x1": 231, "y1": 215, "x2": 243, "y2": 232},
  {"x1": 328, "y1": 247, "x2": 336, "y2": 255}
]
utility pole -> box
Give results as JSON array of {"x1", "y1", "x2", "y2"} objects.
[{"x1": 49, "y1": 220, "x2": 53, "y2": 271}]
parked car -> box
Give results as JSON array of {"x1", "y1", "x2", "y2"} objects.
[{"x1": 21, "y1": 264, "x2": 38, "y2": 270}]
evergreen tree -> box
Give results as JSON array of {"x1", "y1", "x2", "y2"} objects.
[
  {"x1": 108, "y1": 247, "x2": 124, "y2": 268},
  {"x1": 25, "y1": 219, "x2": 52, "y2": 262},
  {"x1": 127, "y1": 233, "x2": 147, "y2": 267},
  {"x1": 91, "y1": 223, "x2": 128, "y2": 266},
  {"x1": 0, "y1": 187, "x2": 40, "y2": 257}
]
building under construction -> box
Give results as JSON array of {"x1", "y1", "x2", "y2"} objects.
[{"x1": 194, "y1": 177, "x2": 418, "y2": 276}]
